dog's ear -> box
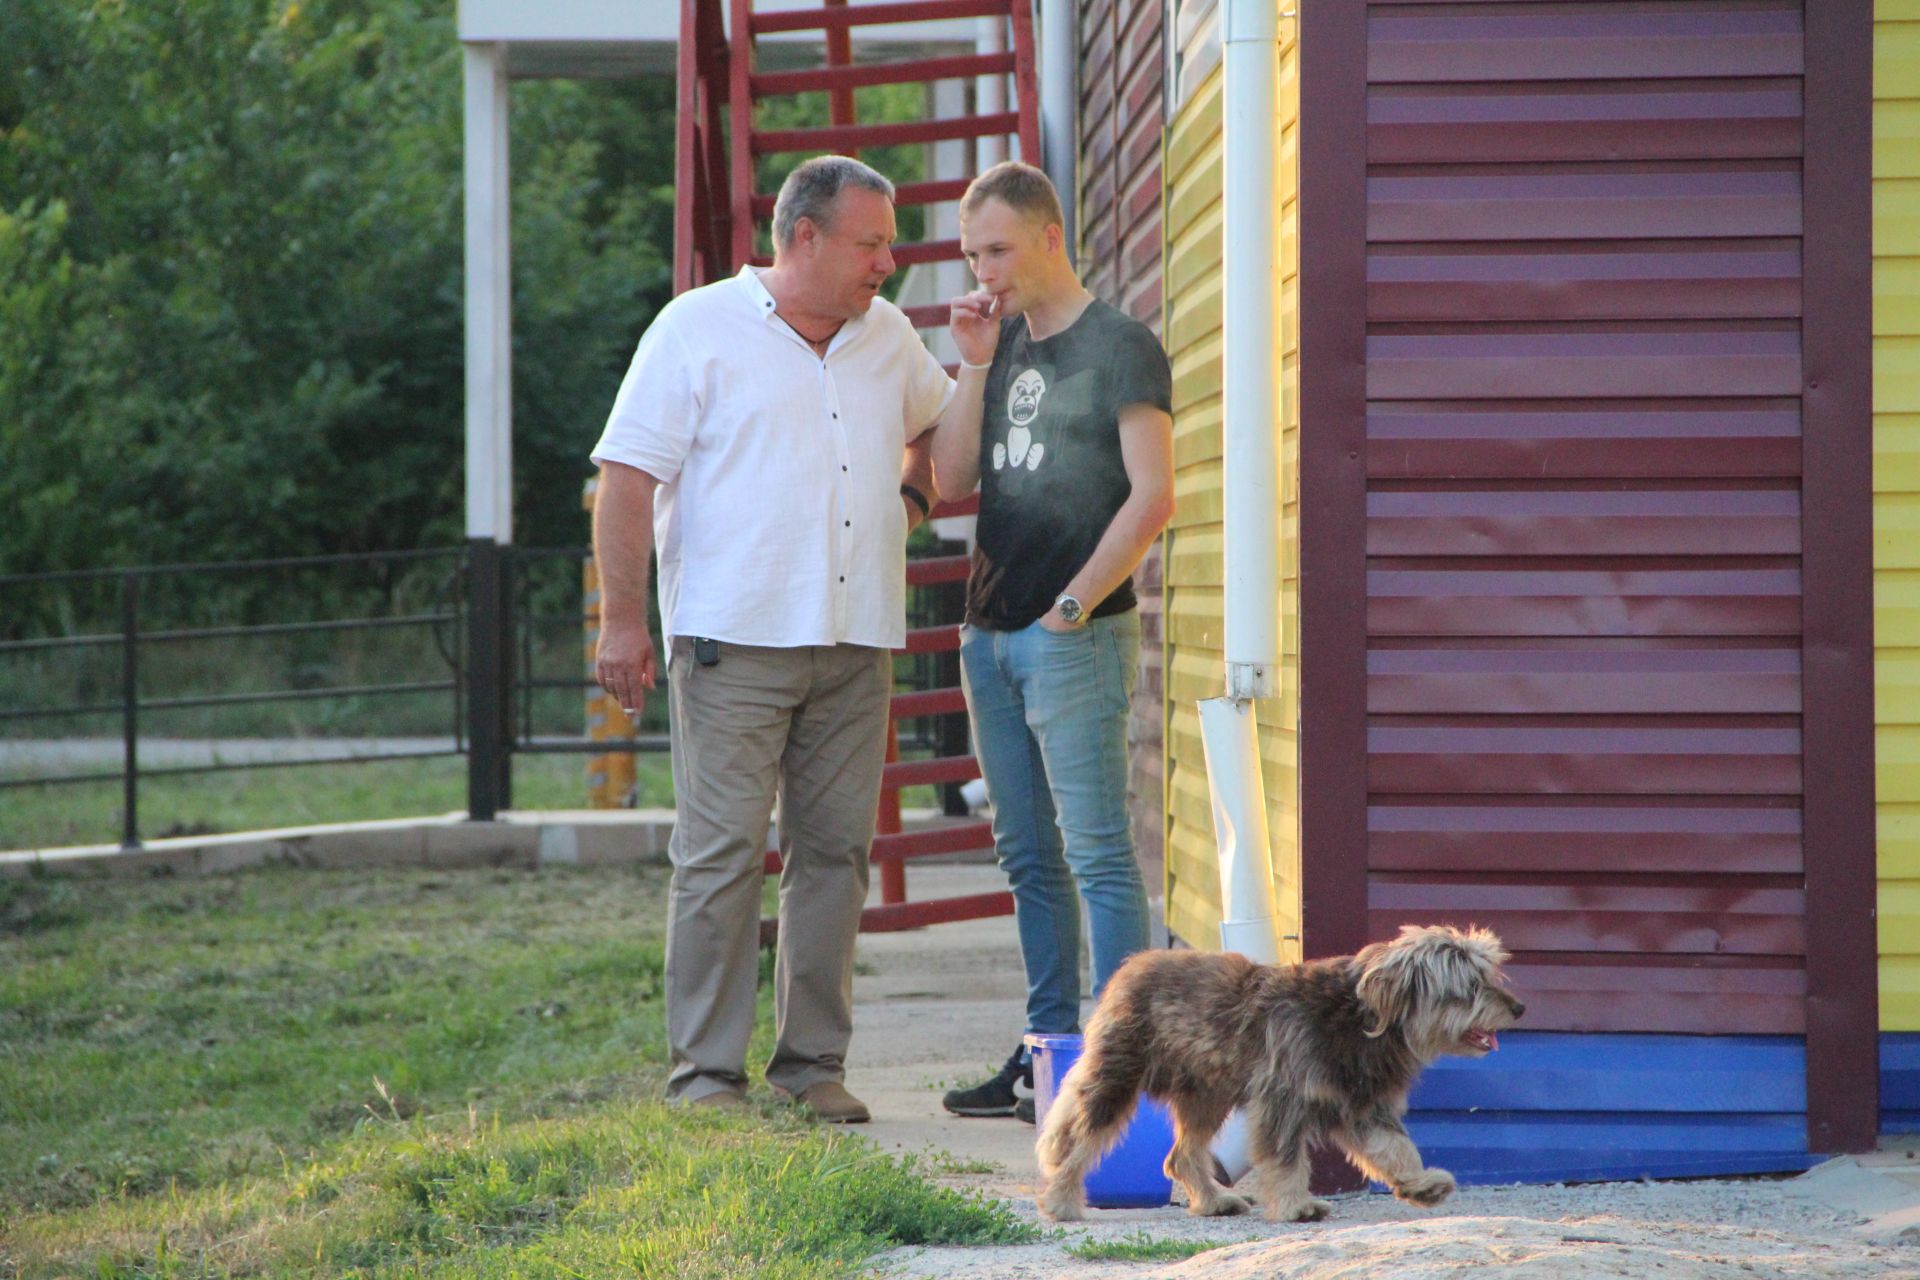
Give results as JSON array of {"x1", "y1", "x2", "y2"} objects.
[
  {"x1": 1459, "y1": 926, "x2": 1510, "y2": 969},
  {"x1": 1355, "y1": 930, "x2": 1422, "y2": 1038}
]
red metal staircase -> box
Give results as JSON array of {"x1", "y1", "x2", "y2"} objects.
[
  {"x1": 675, "y1": 0, "x2": 1041, "y2": 932},
  {"x1": 678, "y1": 0, "x2": 1039, "y2": 324}
]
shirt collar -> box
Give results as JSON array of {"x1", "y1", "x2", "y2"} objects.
[
  {"x1": 737, "y1": 266, "x2": 870, "y2": 347},
  {"x1": 739, "y1": 266, "x2": 782, "y2": 324}
]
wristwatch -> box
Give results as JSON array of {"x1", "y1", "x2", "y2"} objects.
[{"x1": 1055, "y1": 594, "x2": 1085, "y2": 627}]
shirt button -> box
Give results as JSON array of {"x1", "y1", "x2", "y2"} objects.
[
  {"x1": 839, "y1": 576, "x2": 846, "y2": 583},
  {"x1": 844, "y1": 520, "x2": 851, "y2": 527},
  {"x1": 841, "y1": 465, "x2": 848, "y2": 472}
]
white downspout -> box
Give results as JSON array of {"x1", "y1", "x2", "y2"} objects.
[
  {"x1": 1200, "y1": 0, "x2": 1286, "y2": 1180},
  {"x1": 1038, "y1": 0, "x2": 1077, "y2": 256},
  {"x1": 1206, "y1": 0, "x2": 1283, "y2": 965},
  {"x1": 1200, "y1": 698, "x2": 1278, "y2": 964},
  {"x1": 1220, "y1": 0, "x2": 1281, "y2": 709}
]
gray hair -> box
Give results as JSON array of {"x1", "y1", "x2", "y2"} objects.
[{"x1": 771, "y1": 155, "x2": 895, "y2": 250}]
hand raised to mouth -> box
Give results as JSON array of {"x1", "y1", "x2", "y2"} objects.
[{"x1": 950, "y1": 290, "x2": 1001, "y2": 368}]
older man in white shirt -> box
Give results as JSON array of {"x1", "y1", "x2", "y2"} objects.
[{"x1": 591, "y1": 156, "x2": 952, "y2": 1123}]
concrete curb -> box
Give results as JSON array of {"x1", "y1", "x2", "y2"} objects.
[
  {"x1": 0, "y1": 809, "x2": 986, "y2": 879},
  {"x1": 0, "y1": 810, "x2": 679, "y2": 878}
]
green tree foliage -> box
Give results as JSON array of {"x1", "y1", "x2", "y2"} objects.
[{"x1": 0, "y1": 0, "x2": 676, "y2": 582}]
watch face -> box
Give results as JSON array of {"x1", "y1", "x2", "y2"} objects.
[{"x1": 1058, "y1": 596, "x2": 1083, "y2": 624}]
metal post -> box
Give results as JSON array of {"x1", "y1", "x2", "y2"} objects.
[
  {"x1": 823, "y1": 0, "x2": 855, "y2": 126},
  {"x1": 466, "y1": 538, "x2": 508, "y2": 820},
  {"x1": 517, "y1": 552, "x2": 535, "y2": 762},
  {"x1": 878, "y1": 721, "x2": 905, "y2": 905},
  {"x1": 120, "y1": 572, "x2": 140, "y2": 849},
  {"x1": 498, "y1": 549, "x2": 514, "y2": 811}
]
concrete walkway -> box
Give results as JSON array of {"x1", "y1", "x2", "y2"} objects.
[{"x1": 846, "y1": 863, "x2": 1051, "y2": 1182}]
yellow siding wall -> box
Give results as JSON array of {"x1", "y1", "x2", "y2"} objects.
[
  {"x1": 1161, "y1": 28, "x2": 1302, "y2": 956},
  {"x1": 1880, "y1": 1, "x2": 1920, "y2": 1029}
]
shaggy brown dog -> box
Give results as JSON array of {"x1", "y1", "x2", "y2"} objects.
[{"x1": 1036, "y1": 925, "x2": 1523, "y2": 1223}]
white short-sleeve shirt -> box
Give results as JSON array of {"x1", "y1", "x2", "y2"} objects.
[{"x1": 591, "y1": 267, "x2": 955, "y2": 651}]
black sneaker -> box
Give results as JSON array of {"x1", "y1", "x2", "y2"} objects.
[
  {"x1": 1015, "y1": 1095, "x2": 1035, "y2": 1124},
  {"x1": 943, "y1": 1045, "x2": 1031, "y2": 1117}
]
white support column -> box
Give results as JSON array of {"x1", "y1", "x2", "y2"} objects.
[
  {"x1": 976, "y1": 15, "x2": 1007, "y2": 170},
  {"x1": 1038, "y1": 0, "x2": 1077, "y2": 258},
  {"x1": 928, "y1": 75, "x2": 971, "y2": 366},
  {"x1": 464, "y1": 41, "x2": 513, "y2": 544}
]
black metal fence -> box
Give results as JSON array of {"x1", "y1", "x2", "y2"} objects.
[{"x1": 1, "y1": 540, "x2": 966, "y2": 850}]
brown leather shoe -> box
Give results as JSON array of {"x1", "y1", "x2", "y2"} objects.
[
  {"x1": 779, "y1": 1080, "x2": 870, "y2": 1124},
  {"x1": 688, "y1": 1088, "x2": 751, "y2": 1112}
]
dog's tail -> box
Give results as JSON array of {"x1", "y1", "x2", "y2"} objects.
[{"x1": 1036, "y1": 1049, "x2": 1140, "y2": 1178}]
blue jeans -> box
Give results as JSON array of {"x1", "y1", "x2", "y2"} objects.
[{"x1": 959, "y1": 610, "x2": 1150, "y2": 1037}]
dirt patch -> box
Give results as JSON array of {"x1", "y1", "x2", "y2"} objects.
[{"x1": 876, "y1": 1179, "x2": 1920, "y2": 1279}]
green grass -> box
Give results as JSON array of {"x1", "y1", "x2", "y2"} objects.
[
  {"x1": 0, "y1": 754, "x2": 679, "y2": 851},
  {"x1": 12, "y1": 1106, "x2": 1031, "y2": 1279},
  {"x1": 0, "y1": 866, "x2": 1032, "y2": 1277},
  {"x1": 0, "y1": 866, "x2": 679, "y2": 1212},
  {"x1": 917, "y1": 1152, "x2": 1001, "y2": 1177},
  {"x1": 1063, "y1": 1230, "x2": 1234, "y2": 1263}
]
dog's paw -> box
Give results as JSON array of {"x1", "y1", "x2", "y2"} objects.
[
  {"x1": 1037, "y1": 1184, "x2": 1087, "y2": 1222},
  {"x1": 1190, "y1": 1191, "x2": 1251, "y2": 1218},
  {"x1": 1395, "y1": 1169, "x2": 1456, "y2": 1207},
  {"x1": 1265, "y1": 1197, "x2": 1332, "y2": 1223}
]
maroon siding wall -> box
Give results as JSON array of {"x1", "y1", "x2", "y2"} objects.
[
  {"x1": 1078, "y1": 0, "x2": 1167, "y2": 886},
  {"x1": 1077, "y1": 0, "x2": 1163, "y2": 328},
  {"x1": 1296, "y1": 0, "x2": 1875, "y2": 1148}
]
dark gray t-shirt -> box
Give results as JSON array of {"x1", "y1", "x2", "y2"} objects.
[{"x1": 965, "y1": 299, "x2": 1174, "y2": 630}]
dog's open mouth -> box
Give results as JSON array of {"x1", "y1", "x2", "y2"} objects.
[{"x1": 1463, "y1": 1028, "x2": 1499, "y2": 1053}]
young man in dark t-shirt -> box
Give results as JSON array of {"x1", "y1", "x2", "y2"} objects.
[{"x1": 928, "y1": 162, "x2": 1176, "y2": 1122}]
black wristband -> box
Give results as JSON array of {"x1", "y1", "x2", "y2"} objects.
[{"x1": 900, "y1": 484, "x2": 931, "y2": 518}]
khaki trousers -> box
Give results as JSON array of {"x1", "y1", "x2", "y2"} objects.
[{"x1": 663, "y1": 636, "x2": 891, "y2": 1101}]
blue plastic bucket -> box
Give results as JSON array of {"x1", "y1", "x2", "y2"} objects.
[{"x1": 1025, "y1": 1032, "x2": 1174, "y2": 1208}]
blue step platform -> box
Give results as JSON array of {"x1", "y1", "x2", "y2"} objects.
[
  {"x1": 1881, "y1": 1034, "x2": 1920, "y2": 1134},
  {"x1": 1399, "y1": 1032, "x2": 1815, "y2": 1185}
]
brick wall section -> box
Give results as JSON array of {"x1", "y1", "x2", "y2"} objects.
[{"x1": 1078, "y1": 0, "x2": 1168, "y2": 892}]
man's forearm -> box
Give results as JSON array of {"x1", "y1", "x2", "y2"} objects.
[
  {"x1": 1062, "y1": 493, "x2": 1176, "y2": 612},
  {"x1": 902, "y1": 436, "x2": 935, "y2": 531},
  {"x1": 592, "y1": 465, "x2": 659, "y2": 626},
  {"x1": 1057, "y1": 403, "x2": 1176, "y2": 617},
  {"x1": 930, "y1": 366, "x2": 990, "y2": 502}
]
